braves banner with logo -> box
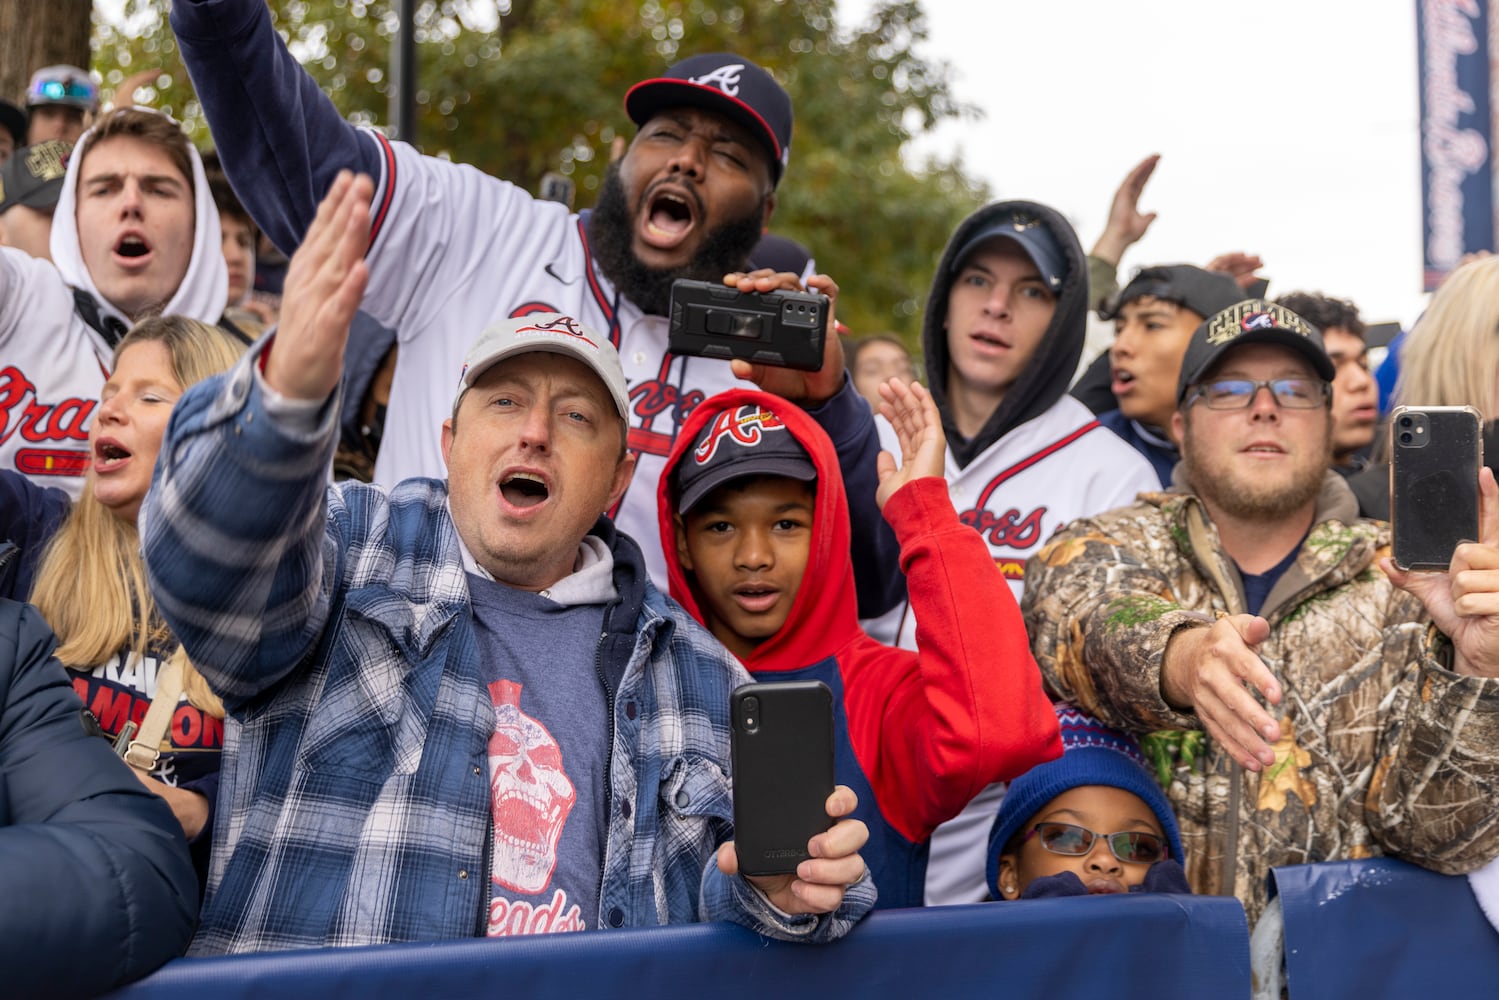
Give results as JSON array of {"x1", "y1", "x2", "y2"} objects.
[{"x1": 1417, "y1": 0, "x2": 1493, "y2": 290}]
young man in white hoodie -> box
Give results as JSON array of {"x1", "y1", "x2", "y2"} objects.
[{"x1": 0, "y1": 107, "x2": 228, "y2": 499}]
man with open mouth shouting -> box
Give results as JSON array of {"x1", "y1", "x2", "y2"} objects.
[
  {"x1": 144, "y1": 174, "x2": 874, "y2": 953},
  {"x1": 168, "y1": 0, "x2": 901, "y2": 618},
  {"x1": 0, "y1": 107, "x2": 230, "y2": 500}
]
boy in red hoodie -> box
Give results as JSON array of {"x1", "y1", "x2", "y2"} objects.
[{"x1": 659, "y1": 377, "x2": 1062, "y2": 908}]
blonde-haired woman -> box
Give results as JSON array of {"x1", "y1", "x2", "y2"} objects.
[
  {"x1": 1396, "y1": 256, "x2": 1499, "y2": 416},
  {"x1": 1348, "y1": 255, "x2": 1499, "y2": 518},
  {"x1": 3, "y1": 315, "x2": 242, "y2": 885}
]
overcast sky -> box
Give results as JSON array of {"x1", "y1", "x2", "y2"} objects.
[{"x1": 842, "y1": 0, "x2": 1429, "y2": 329}]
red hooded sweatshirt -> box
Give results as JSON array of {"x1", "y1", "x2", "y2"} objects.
[{"x1": 659, "y1": 388, "x2": 1061, "y2": 908}]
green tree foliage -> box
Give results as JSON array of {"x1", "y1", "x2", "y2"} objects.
[{"x1": 92, "y1": 0, "x2": 989, "y2": 339}]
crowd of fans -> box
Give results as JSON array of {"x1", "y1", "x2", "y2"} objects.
[{"x1": 4, "y1": 1, "x2": 1499, "y2": 995}]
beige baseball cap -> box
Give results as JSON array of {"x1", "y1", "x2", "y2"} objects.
[{"x1": 455, "y1": 313, "x2": 630, "y2": 422}]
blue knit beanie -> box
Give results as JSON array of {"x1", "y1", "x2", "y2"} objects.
[{"x1": 986, "y1": 703, "x2": 1185, "y2": 899}]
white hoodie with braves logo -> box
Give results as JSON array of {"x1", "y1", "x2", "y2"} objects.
[{"x1": 0, "y1": 118, "x2": 225, "y2": 499}]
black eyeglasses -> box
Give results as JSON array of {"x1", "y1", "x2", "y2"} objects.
[
  {"x1": 1023, "y1": 822, "x2": 1169, "y2": 864},
  {"x1": 1185, "y1": 377, "x2": 1330, "y2": 410}
]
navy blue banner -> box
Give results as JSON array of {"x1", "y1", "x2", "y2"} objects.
[{"x1": 1417, "y1": 0, "x2": 1493, "y2": 290}]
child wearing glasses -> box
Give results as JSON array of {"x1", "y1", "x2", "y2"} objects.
[{"x1": 988, "y1": 703, "x2": 1189, "y2": 899}]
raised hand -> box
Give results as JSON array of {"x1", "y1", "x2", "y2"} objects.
[
  {"x1": 717, "y1": 786, "x2": 869, "y2": 915},
  {"x1": 1205, "y1": 251, "x2": 1267, "y2": 291},
  {"x1": 1161, "y1": 614, "x2": 1283, "y2": 771},
  {"x1": 1091, "y1": 154, "x2": 1160, "y2": 267},
  {"x1": 875, "y1": 378, "x2": 945, "y2": 511},
  {"x1": 1385, "y1": 467, "x2": 1499, "y2": 676},
  {"x1": 726, "y1": 269, "x2": 847, "y2": 407},
  {"x1": 263, "y1": 170, "x2": 373, "y2": 401}
]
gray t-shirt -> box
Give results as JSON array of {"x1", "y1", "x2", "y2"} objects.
[{"x1": 468, "y1": 572, "x2": 610, "y2": 936}]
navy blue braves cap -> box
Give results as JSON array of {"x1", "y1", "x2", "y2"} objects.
[
  {"x1": 675, "y1": 403, "x2": 816, "y2": 514},
  {"x1": 625, "y1": 54, "x2": 793, "y2": 187},
  {"x1": 950, "y1": 209, "x2": 1068, "y2": 293}
]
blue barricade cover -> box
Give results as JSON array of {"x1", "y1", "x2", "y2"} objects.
[
  {"x1": 1274, "y1": 858, "x2": 1499, "y2": 997},
  {"x1": 108, "y1": 894, "x2": 1249, "y2": 999}
]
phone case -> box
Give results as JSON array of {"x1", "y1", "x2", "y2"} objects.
[
  {"x1": 730, "y1": 680, "x2": 835, "y2": 877},
  {"x1": 1390, "y1": 405, "x2": 1483, "y2": 571},
  {"x1": 667, "y1": 279, "x2": 828, "y2": 371}
]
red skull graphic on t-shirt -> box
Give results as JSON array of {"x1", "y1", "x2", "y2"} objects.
[{"x1": 487, "y1": 679, "x2": 577, "y2": 894}]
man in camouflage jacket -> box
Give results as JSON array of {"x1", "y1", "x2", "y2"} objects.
[{"x1": 1022, "y1": 300, "x2": 1499, "y2": 925}]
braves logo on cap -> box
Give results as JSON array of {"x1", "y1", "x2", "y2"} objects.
[
  {"x1": 688, "y1": 63, "x2": 746, "y2": 96},
  {"x1": 517, "y1": 314, "x2": 598, "y2": 347},
  {"x1": 693, "y1": 405, "x2": 787, "y2": 465}
]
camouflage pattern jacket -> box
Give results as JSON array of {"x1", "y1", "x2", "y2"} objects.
[{"x1": 1022, "y1": 471, "x2": 1499, "y2": 924}]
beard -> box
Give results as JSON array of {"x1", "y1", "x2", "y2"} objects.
[
  {"x1": 585, "y1": 161, "x2": 766, "y2": 316},
  {"x1": 1180, "y1": 419, "x2": 1331, "y2": 523}
]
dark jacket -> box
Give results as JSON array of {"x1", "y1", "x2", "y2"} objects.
[{"x1": 0, "y1": 600, "x2": 197, "y2": 999}]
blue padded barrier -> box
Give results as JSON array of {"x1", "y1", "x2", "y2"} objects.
[
  {"x1": 107, "y1": 894, "x2": 1249, "y2": 999},
  {"x1": 1273, "y1": 858, "x2": 1499, "y2": 998}
]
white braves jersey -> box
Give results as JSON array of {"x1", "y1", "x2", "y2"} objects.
[
  {"x1": 0, "y1": 248, "x2": 112, "y2": 500},
  {"x1": 360, "y1": 134, "x2": 752, "y2": 589},
  {"x1": 863, "y1": 393, "x2": 1158, "y2": 906}
]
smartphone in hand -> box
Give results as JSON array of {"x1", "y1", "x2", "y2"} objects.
[
  {"x1": 1390, "y1": 405, "x2": 1483, "y2": 571},
  {"x1": 668, "y1": 279, "x2": 828, "y2": 371},
  {"x1": 730, "y1": 680, "x2": 835, "y2": 877}
]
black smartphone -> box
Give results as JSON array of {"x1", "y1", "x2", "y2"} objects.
[
  {"x1": 668, "y1": 278, "x2": 828, "y2": 371},
  {"x1": 1390, "y1": 404, "x2": 1483, "y2": 571},
  {"x1": 730, "y1": 680, "x2": 835, "y2": 877}
]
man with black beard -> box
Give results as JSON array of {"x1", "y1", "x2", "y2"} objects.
[
  {"x1": 586, "y1": 160, "x2": 767, "y2": 318},
  {"x1": 169, "y1": 0, "x2": 898, "y2": 606},
  {"x1": 1022, "y1": 299, "x2": 1499, "y2": 926}
]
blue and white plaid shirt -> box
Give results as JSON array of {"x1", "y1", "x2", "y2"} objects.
[{"x1": 142, "y1": 353, "x2": 873, "y2": 954}]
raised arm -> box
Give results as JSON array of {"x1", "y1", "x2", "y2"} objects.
[
  {"x1": 1374, "y1": 467, "x2": 1499, "y2": 870},
  {"x1": 170, "y1": 0, "x2": 385, "y2": 253},
  {"x1": 853, "y1": 380, "x2": 1062, "y2": 840},
  {"x1": 142, "y1": 174, "x2": 372, "y2": 707}
]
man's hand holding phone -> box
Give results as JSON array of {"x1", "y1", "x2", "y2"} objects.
[
  {"x1": 721, "y1": 269, "x2": 846, "y2": 408},
  {"x1": 1385, "y1": 466, "x2": 1499, "y2": 677},
  {"x1": 716, "y1": 786, "x2": 870, "y2": 915}
]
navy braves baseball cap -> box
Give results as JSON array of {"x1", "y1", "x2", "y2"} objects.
[
  {"x1": 950, "y1": 208, "x2": 1068, "y2": 293},
  {"x1": 1103, "y1": 264, "x2": 1247, "y2": 322},
  {"x1": 0, "y1": 140, "x2": 72, "y2": 215},
  {"x1": 625, "y1": 54, "x2": 793, "y2": 187},
  {"x1": 1176, "y1": 298, "x2": 1336, "y2": 405},
  {"x1": 675, "y1": 403, "x2": 816, "y2": 514}
]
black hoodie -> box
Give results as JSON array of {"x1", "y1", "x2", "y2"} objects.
[{"x1": 922, "y1": 200, "x2": 1090, "y2": 469}]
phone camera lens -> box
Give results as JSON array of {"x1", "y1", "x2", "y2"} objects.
[
  {"x1": 743, "y1": 697, "x2": 759, "y2": 713},
  {"x1": 1400, "y1": 431, "x2": 1413, "y2": 444},
  {"x1": 1399, "y1": 416, "x2": 1413, "y2": 428}
]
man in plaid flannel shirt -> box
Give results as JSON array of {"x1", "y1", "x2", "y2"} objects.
[{"x1": 142, "y1": 174, "x2": 874, "y2": 954}]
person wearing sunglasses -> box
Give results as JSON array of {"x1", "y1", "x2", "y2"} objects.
[
  {"x1": 988, "y1": 703, "x2": 1187, "y2": 900},
  {"x1": 25, "y1": 65, "x2": 98, "y2": 147},
  {"x1": 1023, "y1": 298, "x2": 1499, "y2": 928}
]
